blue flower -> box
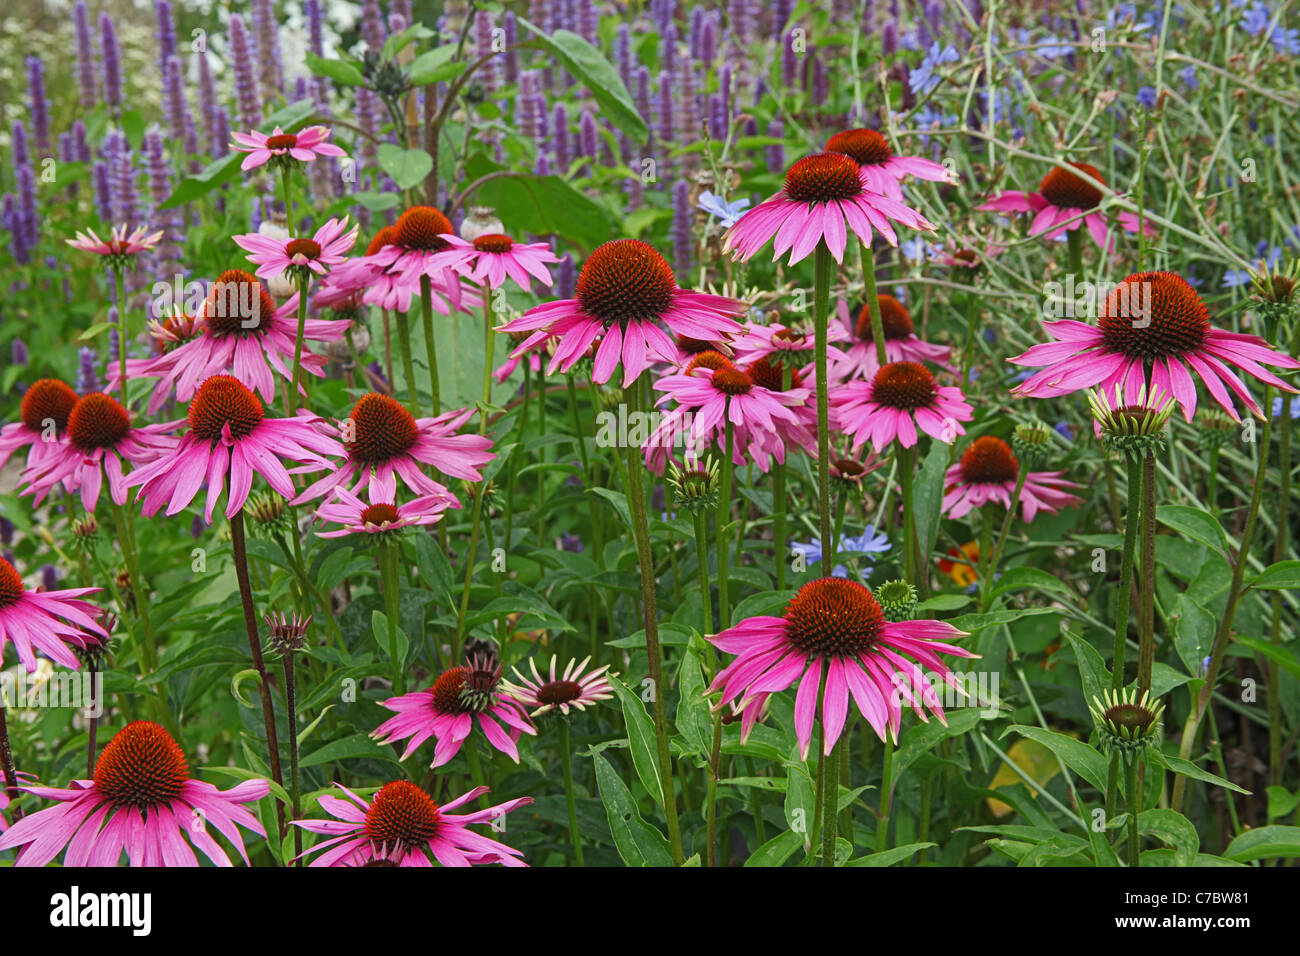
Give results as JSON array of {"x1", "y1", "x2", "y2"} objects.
[
  {"x1": 697, "y1": 191, "x2": 750, "y2": 228},
  {"x1": 791, "y1": 526, "x2": 891, "y2": 579},
  {"x1": 1272, "y1": 396, "x2": 1300, "y2": 420},
  {"x1": 909, "y1": 43, "x2": 960, "y2": 96},
  {"x1": 1137, "y1": 86, "x2": 1158, "y2": 109},
  {"x1": 1054, "y1": 422, "x2": 1075, "y2": 442},
  {"x1": 900, "y1": 237, "x2": 941, "y2": 263},
  {"x1": 1038, "y1": 35, "x2": 1075, "y2": 58}
]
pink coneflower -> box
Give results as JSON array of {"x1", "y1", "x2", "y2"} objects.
[
  {"x1": 230, "y1": 124, "x2": 346, "y2": 170},
  {"x1": 667, "y1": 333, "x2": 736, "y2": 368},
  {"x1": 0, "y1": 555, "x2": 106, "y2": 672},
  {"x1": 313, "y1": 488, "x2": 452, "y2": 538},
  {"x1": 942, "y1": 436, "x2": 1082, "y2": 521},
  {"x1": 644, "y1": 351, "x2": 807, "y2": 472},
  {"x1": 1009, "y1": 271, "x2": 1300, "y2": 421},
  {"x1": 291, "y1": 780, "x2": 531, "y2": 867},
  {"x1": 723, "y1": 152, "x2": 934, "y2": 265},
  {"x1": 233, "y1": 216, "x2": 359, "y2": 283},
  {"x1": 501, "y1": 655, "x2": 615, "y2": 717},
  {"x1": 293, "y1": 394, "x2": 493, "y2": 506},
  {"x1": 933, "y1": 239, "x2": 1004, "y2": 271},
  {"x1": 0, "y1": 379, "x2": 79, "y2": 474},
  {"x1": 340, "y1": 219, "x2": 473, "y2": 314},
  {"x1": 145, "y1": 308, "x2": 204, "y2": 355},
  {"x1": 826, "y1": 128, "x2": 959, "y2": 199},
  {"x1": 742, "y1": 354, "x2": 819, "y2": 467},
  {"x1": 370, "y1": 653, "x2": 536, "y2": 768},
  {"x1": 430, "y1": 233, "x2": 559, "y2": 292},
  {"x1": 732, "y1": 321, "x2": 848, "y2": 368},
  {"x1": 832, "y1": 295, "x2": 954, "y2": 380},
  {"x1": 110, "y1": 269, "x2": 351, "y2": 412},
  {"x1": 0, "y1": 721, "x2": 269, "y2": 866},
  {"x1": 127, "y1": 374, "x2": 343, "y2": 521},
  {"x1": 707, "y1": 577, "x2": 978, "y2": 752},
  {"x1": 977, "y1": 162, "x2": 1156, "y2": 251},
  {"x1": 833, "y1": 361, "x2": 973, "y2": 451},
  {"x1": 65, "y1": 224, "x2": 163, "y2": 266},
  {"x1": 20, "y1": 392, "x2": 174, "y2": 511},
  {"x1": 500, "y1": 239, "x2": 746, "y2": 388}
]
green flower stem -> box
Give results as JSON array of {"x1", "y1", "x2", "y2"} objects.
[
  {"x1": 1112, "y1": 457, "x2": 1143, "y2": 691},
  {"x1": 858, "y1": 241, "x2": 888, "y2": 367},
  {"x1": 898, "y1": 444, "x2": 918, "y2": 584},
  {"x1": 479, "y1": 282, "x2": 495, "y2": 429},
  {"x1": 773, "y1": 360, "x2": 793, "y2": 589},
  {"x1": 1172, "y1": 390, "x2": 1273, "y2": 813},
  {"x1": 622, "y1": 384, "x2": 684, "y2": 866},
  {"x1": 813, "y1": 242, "x2": 835, "y2": 578},
  {"x1": 419, "y1": 274, "x2": 442, "y2": 416},
  {"x1": 464, "y1": 737, "x2": 490, "y2": 810},
  {"x1": 959, "y1": 290, "x2": 979, "y2": 387},
  {"x1": 229, "y1": 510, "x2": 286, "y2": 834},
  {"x1": 979, "y1": 461, "x2": 1030, "y2": 610},
  {"x1": 1105, "y1": 751, "x2": 1122, "y2": 823},
  {"x1": 1206, "y1": 445, "x2": 1220, "y2": 516},
  {"x1": 718, "y1": 415, "x2": 735, "y2": 629},
  {"x1": 876, "y1": 736, "x2": 894, "y2": 853},
  {"x1": 394, "y1": 308, "x2": 420, "y2": 411},
  {"x1": 822, "y1": 735, "x2": 841, "y2": 867},
  {"x1": 287, "y1": 273, "x2": 310, "y2": 415},
  {"x1": 1267, "y1": 407, "x2": 1292, "y2": 786},
  {"x1": 282, "y1": 651, "x2": 302, "y2": 866},
  {"x1": 1067, "y1": 227, "x2": 1084, "y2": 286},
  {"x1": 279, "y1": 166, "x2": 294, "y2": 235},
  {"x1": 1136, "y1": 453, "x2": 1157, "y2": 696},
  {"x1": 112, "y1": 266, "x2": 128, "y2": 408},
  {"x1": 696, "y1": 508, "x2": 723, "y2": 867},
  {"x1": 455, "y1": 481, "x2": 487, "y2": 661},
  {"x1": 1124, "y1": 755, "x2": 1140, "y2": 867},
  {"x1": 559, "y1": 720, "x2": 584, "y2": 866},
  {"x1": 380, "y1": 539, "x2": 404, "y2": 694},
  {"x1": 0, "y1": 705, "x2": 21, "y2": 820},
  {"x1": 108, "y1": 500, "x2": 158, "y2": 676}
]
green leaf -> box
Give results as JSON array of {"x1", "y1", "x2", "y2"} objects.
[
  {"x1": 744, "y1": 829, "x2": 804, "y2": 867},
  {"x1": 514, "y1": 21, "x2": 648, "y2": 143},
  {"x1": 1150, "y1": 750, "x2": 1250, "y2": 794},
  {"x1": 370, "y1": 610, "x2": 409, "y2": 667},
  {"x1": 916, "y1": 593, "x2": 972, "y2": 613},
  {"x1": 300, "y1": 733, "x2": 399, "y2": 768},
  {"x1": 782, "y1": 746, "x2": 815, "y2": 854},
  {"x1": 377, "y1": 144, "x2": 433, "y2": 191},
  {"x1": 844, "y1": 842, "x2": 936, "y2": 867},
  {"x1": 592, "y1": 753, "x2": 672, "y2": 866},
  {"x1": 1246, "y1": 559, "x2": 1300, "y2": 591},
  {"x1": 1234, "y1": 634, "x2": 1300, "y2": 680},
  {"x1": 990, "y1": 566, "x2": 1077, "y2": 602},
  {"x1": 1004, "y1": 725, "x2": 1108, "y2": 792},
  {"x1": 461, "y1": 154, "x2": 619, "y2": 252},
  {"x1": 407, "y1": 46, "x2": 463, "y2": 85},
  {"x1": 316, "y1": 545, "x2": 354, "y2": 592},
  {"x1": 1171, "y1": 594, "x2": 1215, "y2": 676},
  {"x1": 1061, "y1": 631, "x2": 1110, "y2": 709},
  {"x1": 413, "y1": 529, "x2": 454, "y2": 595},
  {"x1": 674, "y1": 645, "x2": 713, "y2": 756},
  {"x1": 896, "y1": 709, "x2": 983, "y2": 779},
  {"x1": 1136, "y1": 808, "x2": 1199, "y2": 867},
  {"x1": 304, "y1": 52, "x2": 364, "y2": 86},
  {"x1": 610, "y1": 677, "x2": 664, "y2": 810},
  {"x1": 199, "y1": 765, "x2": 291, "y2": 806},
  {"x1": 381, "y1": 22, "x2": 435, "y2": 60},
  {"x1": 912, "y1": 439, "x2": 950, "y2": 562},
  {"x1": 947, "y1": 606, "x2": 1060, "y2": 634},
  {"x1": 1156, "y1": 504, "x2": 1228, "y2": 554},
  {"x1": 591, "y1": 487, "x2": 632, "y2": 530},
  {"x1": 1267, "y1": 786, "x2": 1300, "y2": 821},
  {"x1": 1224, "y1": 825, "x2": 1300, "y2": 862}
]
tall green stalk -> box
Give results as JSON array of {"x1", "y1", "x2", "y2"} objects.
[
  {"x1": 419, "y1": 274, "x2": 442, "y2": 416},
  {"x1": 858, "y1": 242, "x2": 888, "y2": 367},
  {"x1": 559, "y1": 720, "x2": 584, "y2": 866},
  {"x1": 813, "y1": 243, "x2": 835, "y2": 578},
  {"x1": 380, "y1": 539, "x2": 405, "y2": 694}
]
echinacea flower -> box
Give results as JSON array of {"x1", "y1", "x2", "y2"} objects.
[
  {"x1": 1090, "y1": 686, "x2": 1165, "y2": 756},
  {"x1": 110, "y1": 269, "x2": 351, "y2": 412},
  {"x1": 833, "y1": 361, "x2": 973, "y2": 450},
  {"x1": 370, "y1": 653, "x2": 536, "y2": 767},
  {"x1": 644, "y1": 351, "x2": 807, "y2": 472},
  {"x1": 0, "y1": 554, "x2": 106, "y2": 672},
  {"x1": 291, "y1": 780, "x2": 531, "y2": 867},
  {"x1": 1009, "y1": 271, "x2": 1300, "y2": 421},
  {"x1": 230, "y1": 124, "x2": 346, "y2": 171},
  {"x1": 707, "y1": 577, "x2": 978, "y2": 753},
  {"x1": 127, "y1": 374, "x2": 344, "y2": 521},
  {"x1": 501, "y1": 655, "x2": 615, "y2": 717},
  {"x1": 360, "y1": 206, "x2": 477, "y2": 310},
  {"x1": 732, "y1": 320, "x2": 848, "y2": 368},
  {"x1": 932, "y1": 239, "x2": 1004, "y2": 271},
  {"x1": 825, "y1": 127, "x2": 958, "y2": 200},
  {"x1": 429, "y1": 233, "x2": 559, "y2": 292},
  {"x1": 977, "y1": 162, "x2": 1155, "y2": 251},
  {"x1": 293, "y1": 394, "x2": 492, "y2": 507},
  {"x1": 313, "y1": 487, "x2": 452, "y2": 538},
  {"x1": 723, "y1": 152, "x2": 934, "y2": 265},
  {"x1": 233, "y1": 216, "x2": 359, "y2": 283},
  {"x1": 500, "y1": 239, "x2": 746, "y2": 388},
  {"x1": 942, "y1": 436, "x2": 1082, "y2": 521},
  {"x1": 832, "y1": 295, "x2": 953, "y2": 380},
  {"x1": 145, "y1": 308, "x2": 204, "y2": 355},
  {"x1": 0, "y1": 720, "x2": 269, "y2": 866},
  {"x1": 65, "y1": 224, "x2": 163, "y2": 268},
  {"x1": 0, "y1": 379, "x2": 79, "y2": 474},
  {"x1": 19, "y1": 393, "x2": 175, "y2": 511}
]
